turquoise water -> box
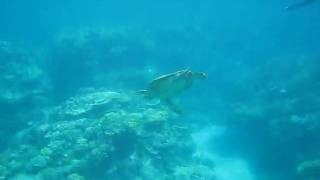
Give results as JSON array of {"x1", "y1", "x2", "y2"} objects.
[{"x1": 0, "y1": 0, "x2": 319, "y2": 179}]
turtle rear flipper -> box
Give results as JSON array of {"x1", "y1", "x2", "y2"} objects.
[{"x1": 164, "y1": 99, "x2": 183, "y2": 115}]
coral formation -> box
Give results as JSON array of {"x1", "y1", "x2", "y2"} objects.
[
  {"x1": 0, "y1": 41, "x2": 47, "y2": 151},
  {"x1": 0, "y1": 26, "x2": 318, "y2": 180},
  {"x1": 297, "y1": 159, "x2": 320, "y2": 179},
  {"x1": 0, "y1": 165, "x2": 8, "y2": 180},
  {"x1": 174, "y1": 165, "x2": 215, "y2": 180},
  {"x1": 1, "y1": 90, "x2": 214, "y2": 180},
  {"x1": 210, "y1": 57, "x2": 320, "y2": 179}
]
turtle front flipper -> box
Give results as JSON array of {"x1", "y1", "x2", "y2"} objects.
[{"x1": 163, "y1": 99, "x2": 183, "y2": 115}]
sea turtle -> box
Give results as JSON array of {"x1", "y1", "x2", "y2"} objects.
[
  {"x1": 285, "y1": 0, "x2": 316, "y2": 10},
  {"x1": 139, "y1": 68, "x2": 207, "y2": 114}
]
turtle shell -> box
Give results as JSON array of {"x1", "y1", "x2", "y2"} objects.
[{"x1": 146, "y1": 69, "x2": 194, "y2": 99}]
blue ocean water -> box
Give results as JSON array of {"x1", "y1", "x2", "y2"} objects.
[{"x1": 0, "y1": 0, "x2": 319, "y2": 179}]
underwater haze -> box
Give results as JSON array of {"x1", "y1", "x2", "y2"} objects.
[{"x1": 0, "y1": 0, "x2": 319, "y2": 179}]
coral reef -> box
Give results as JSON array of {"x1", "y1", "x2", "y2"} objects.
[
  {"x1": 297, "y1": 159, "x2": 320, "y2": 179},
  {"x1": 1, "y1": 89, "x2": 215, "y2": 180},
  {"x1": 0, "y1": 41, "x2": 47, "y2": 151},
  {"x1": 174, "y1": 165, "x2": 215, "y2": 180},
  {"x1": 0, "y1": 25, "x2": 318, "y2": 180},
  {"x1": 210, "y1": 56, "x2": 320, "y2": 179},
  {"x1": 53, "y1": 89, "x2": 128, "y2": 119}
]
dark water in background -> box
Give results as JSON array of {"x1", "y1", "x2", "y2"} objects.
[
  {"x1": 1, "y1": 0, "x2": 319, "y2": 50},
  {"x1": 0, "y1": 0, "x2": 320, "y2": 180}
]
